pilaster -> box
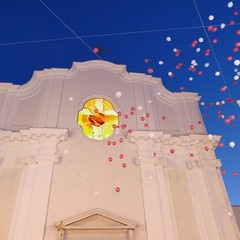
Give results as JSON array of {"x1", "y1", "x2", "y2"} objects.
[
  {"x1": 128, "y1": 131, "x2": 240, "y2": 240},
  {"x1": 7, "y1": 128, "x2": 68, "y2": 240},
  {"x1": 128, "y1": 131, "x2": 177, "y2": 240}
]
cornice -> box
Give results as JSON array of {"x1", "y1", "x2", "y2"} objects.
[
  {"x1": 0, "y1": 61, "x2": 201, "y2": 105},
  {"x1": 128, "y1": 131, "x2": 220, "y2": 148},
  {"x1": 20, "y1": 128, "x2": 68, "y2": 141},
  {"x1": 0, "y1": 128, "x2": 68, "y2": 142},
  {"x1": 0, "y1": 83, "x2": 20, "y2": 93}
]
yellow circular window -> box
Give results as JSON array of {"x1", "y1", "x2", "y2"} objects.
[{"x1": 77, "y1": 98, "x2": 119, "y2": 140}]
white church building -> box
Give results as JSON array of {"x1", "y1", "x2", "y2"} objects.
[{"x1": 0, "y1": 60, "x2": 239, "y2": 240}]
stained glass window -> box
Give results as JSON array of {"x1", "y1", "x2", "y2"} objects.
[{"x1": 77, "y1": 98, "x2": 118, "y2": 140}]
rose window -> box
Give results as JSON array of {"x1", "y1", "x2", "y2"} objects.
[{"x1": 77, "y1": 98, "x2": 118, "y2": 140}]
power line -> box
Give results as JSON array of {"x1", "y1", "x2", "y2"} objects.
[
  {"x1": 193, "y1": 0, "x2": 240, "y2": 122},
  {"x1": 39, "y1": 0, "x2": 102, "y2": 60},
  {"x1": 0, "y1": 22, "x2": 239, "y2": 46}
]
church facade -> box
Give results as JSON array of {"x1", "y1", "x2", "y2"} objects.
[{"x1": 0, "y1": 60, "x2": 239, "y2": 240}]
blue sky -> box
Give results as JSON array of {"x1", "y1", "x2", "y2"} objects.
[{"x1": 1, "y1": 0, "x2": 240, "y2": 204}]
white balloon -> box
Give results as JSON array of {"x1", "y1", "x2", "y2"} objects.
[
  {"x1": 166, "y1": 37, "x2": 171, "y2": 42},
  {"x1": 229, "y1": 141, "x2": 235, "y2": 148},
  {"x1": 208, "y1": 134, "x2": 213, "y2": 139},
  {"x1": 220, "y1": 23, "x2": 226, "y2": 29},
  {"x1": 234, "y1": 59, "x2": 240, "y2": 66},
  {"x1": 208, "y1": 15, "x2": 214, "y2": 21},
  {"x1": 228, "y1": 1, "x2": 233, "y2": 8},
  {"x1": 116, "y1": 91, "x2": 122, "y2": 98}
]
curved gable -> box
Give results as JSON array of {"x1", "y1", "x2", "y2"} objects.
[{"x1": 0, "y1": 60, "x2": 205, "y2": 136}]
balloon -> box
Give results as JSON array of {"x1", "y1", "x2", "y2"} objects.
[
  {"x1": 229, "y1": 142, "x2": 235, "y2": 148},
  {"x1": 93, "y1": 47, "x2": 99, "y2": 54},
  {"x1": 122, "y1": 163, "x2": 126, "y2": 168},
  {"x1": 116, "y1": 92, "x2": 122, "y2": 98}
]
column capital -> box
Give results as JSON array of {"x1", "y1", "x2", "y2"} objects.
[
  {"x1": 127, "y1": 131, "x2": 171, "y2": 145},
  {"x1": 185, "y1": 159, "x2": 222, "y2": 169},
  {"x1": 0, "y1": 128, "x2": 68, "y2": 165},
  {"x1": 21, "y1": 128, "x2": 68, "y2": 164},
  {"x1": 128, "y1": 131, "x2": 171, "y2": 166},
  {"x1": 128, "y1": 131, "x2": 221, "y2": 168}
]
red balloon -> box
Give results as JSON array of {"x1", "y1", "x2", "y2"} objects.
[
  {"x1": 128, "y1": 129, "x2": 133, "y2": 133},
  {"x1": 218, "y1": 142, "x2": 224, "y2": 148},
  {"x1": 204, "y1": 146, "x2": 209, "y2": 151},
  {"x1": 119, "y1": 138, "x2": 123, "y2": 143},
  {"x1": 119, "y1": 154, "x2": 124, "y2": 159},
  {"x1": 229, "y1": 115, "x2": 235, "y2": 121},
  {"x1": 212, "y1": 27, "x2": 218, "y2": 32},
  {"x1": 170, "y1": 149, "x2": 175, "y2": 154},
  {"x1": 144, "y1": 123, "x2": 148, "y2": 127},
  {"x1": 221, "y1": 170, "x2": 226, "y2": 174},
  {"x1": 122, "y1": 163, "x2": 126, "y2": 168},
  {"x1": 146, "y1": 113, "x2": 150, "y2": 117},
  {"x1": 233, "y1": 172, "x2": 238, "y2": 177},
  {"x1": 220, "y1": 86, "x2": 227, "y2": 92},
  {"x1": 236, "y1": 30, "x2": 240, "y2": 35},
  {"x1": 189, "y1": 153, "x2": 194, "y2": 157},
  {"x1": 225, "y1": 119, "x2": 230, "y2": 124},
  {"x1": 148, "y1": 68, "x2": 153, "y2": 74},
  {"x1": 212, "y1": 39, "x2": 218, "y2": 44},
  {"x1": 108, "y1": 157, "x2": 113, "y2": 162},
  {"x1": 208, "y1": 25, "x2": 213, "y2": 31},
  {"x1": 115, "y1": 187, "x2": 120, "y2": 192},
  {"x1": 93, "y1": 47, "x2": 99, "y2": 54},
  {"x1": 233, "y1": 47, "x2": 239, "y2": 52}
]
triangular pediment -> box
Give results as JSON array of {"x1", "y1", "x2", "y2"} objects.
[{"x1": 55, "y1": 209, "x2": 137, "y2": 230}]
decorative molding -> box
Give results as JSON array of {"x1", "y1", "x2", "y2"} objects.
[
  {"x1": 0, "y1": 83, "x2": 20, "y2": 93},
  {"x1": 186, "y1": 159, "x2": 222, "y2": 169},
  {"x1": 55, "y1": 209, "x2": 138, "y2": 240},
  {"x1": 0, "y1": 61, "x2": 201, "y2": 106},
  {"x1": 128, "y1": 131, "x2": 221, "y2": 168},
  {"x1": 0, "y1": 128, "x2": 68, "y2": 165}
]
